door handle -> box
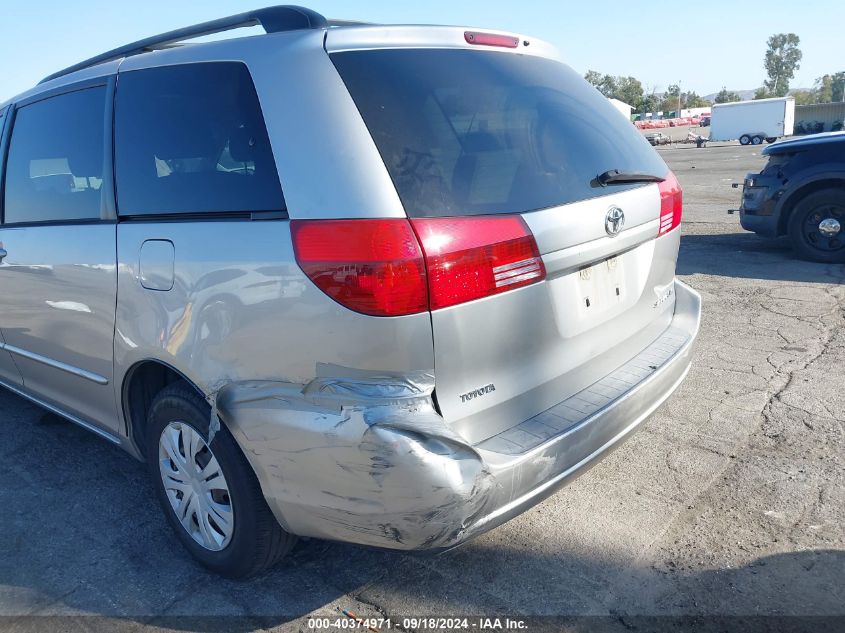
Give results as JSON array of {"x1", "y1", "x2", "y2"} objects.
[{"x1": 0, "y1": 248, "x2": 7, "y2": 262}]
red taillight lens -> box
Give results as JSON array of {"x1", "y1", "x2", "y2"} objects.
[
  {"x1": 291, "y1": 219, "x2": 427, "y2": 316},
  {"x1": 411, "y1": 216, "x2": 545, "y2": 310},
  {"x1": 292, "y1": 216, "x2": 545, "y2": 316},
  {"x1": 464, "y1": 31, "x2": 520, "y2": 48},
  {"x1": 658, "y1": 171, "x2": 683, "y2": 236}
]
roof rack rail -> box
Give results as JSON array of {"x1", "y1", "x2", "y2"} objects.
[
  {"x1": 39, "y1": 5, "x2": 328, "y2": 85},
  {"x1": 326, "y1": 19, "x2": 372, "y2": 27}
]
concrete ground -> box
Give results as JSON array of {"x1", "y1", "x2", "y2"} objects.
[{"x1": 0, "y1": 144, "x2": 843, "y2": 632}]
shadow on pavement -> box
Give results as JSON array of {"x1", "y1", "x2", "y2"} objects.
[{"x1": 678, "y1": 231, "x2": 845, "y2": 284}]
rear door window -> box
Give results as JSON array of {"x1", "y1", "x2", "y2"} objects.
[
  {"x1": 332, "y1": 49, "x2": 666, "y2": 217},
  {"x1": 114, "y1": 62, "x2": 284, "y2": 216},
  {"x1": 3, "y1": 87, "x2": 106, "y2": 224}
]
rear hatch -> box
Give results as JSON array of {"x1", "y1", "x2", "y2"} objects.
[{"x1": 328, "y1": 31, "x2": 682, "y2": 444}]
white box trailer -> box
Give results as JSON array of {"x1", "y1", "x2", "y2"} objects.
[{"x1": 710, "y1": 97, "x2": 795, "y2": 145}]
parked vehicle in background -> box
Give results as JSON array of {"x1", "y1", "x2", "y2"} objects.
[
  {"x1": 0, "y1": 5, "x2": 701, "y2": 577},
  {"x1": 699, "y1": 115, "x2": 711, "y2": 127},
  {"x1": 739, "y1": 131, "x2": 845, "y2": 262},
  {"x1": 645, "y1": 132, "x2": 671, "y2": 146},
  {"x1": 710, "y1": 97, "x2": 795, "y2": 145}
]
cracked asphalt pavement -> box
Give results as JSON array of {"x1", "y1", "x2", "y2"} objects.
[{"x1": 0, "y1": 143, "x2": 843, "y2": 632}]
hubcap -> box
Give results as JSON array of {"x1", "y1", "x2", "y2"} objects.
[
  {"x1": 803, "y1": 205, "x2": 845, "y2": 253},
  {"x1": 818, "y1": 217, "x2": 841, "y2": 237},
  {"x1": 158, "y1": 422, "x2": 234, "y2": 551}
]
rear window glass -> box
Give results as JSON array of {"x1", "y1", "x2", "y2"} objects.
[
  {"x1": 114, "y1": 62, "x2": 284, "y2": 216},
  {"x1": 332, "y1": 49, "x2": 666, "y2": 217}
]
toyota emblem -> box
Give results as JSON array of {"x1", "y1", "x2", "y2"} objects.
[{"x1": 605, "y1": 206, "x2": 625, "y2": 237}]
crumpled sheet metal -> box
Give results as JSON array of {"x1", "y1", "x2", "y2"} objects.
[{"x1": 214, "y1": 371, "x2": 501, "y2": 550}]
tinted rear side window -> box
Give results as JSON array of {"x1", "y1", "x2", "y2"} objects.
[
  {"x1": 3, "y1": 87, "x2": 106, "y2": 224},
  {"x1": 115, "y1": 62, "x2": 284, "y2": 216},
  {"x1": 332, "y1": 49, "x2": 666, "y2": 217}
]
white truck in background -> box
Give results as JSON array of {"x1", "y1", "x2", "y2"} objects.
[{"x1": 709, "y1": 97, "x2": 795, "y2": 145}]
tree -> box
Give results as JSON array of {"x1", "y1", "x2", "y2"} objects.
[
  {"x1": 714, "y1": 87, "x2": 741, "y2": 103},
  {"x1": 583, "y1": 70, "x2": 616, "y2": 98},
  {"x1": 583, "y1": 71, "x2": 643, "y2": 109},
  {"x1": 792, "y1": 90, "x2": 817, "y2": 105},
  {"x1": 814, "y1": 75, "x2": 834, "y2": 103},
  {"x1": 655, "y1": 88, "x2": 708, "y2": 114},
  {"x1": 834, "y1": 72, "x2": 845, "y2": 102},
  {"x1": 641, "y1": 92, "x2": 660, "y2": 114},
  {"x1": 753, "y1": 87, "x2": 770, "y2": 100},
  {"x1": 654, "y1": 84, "x2": 680, "y2": 114},
  {"x1": 613, "y1": 76, "x2": 644, "y2": 110},
  {"x1": 763, "y1": 33, "x2": 802, "y2": 97},
  {"x1": 683, "y1": 91, "x2": 710, "y2": 108},
  {"x1": 813, "y1": 73, "x2": 845, "y2": 103},
  {"x1": 584, "y1": 70, "x2": 604, "y2": 90}
]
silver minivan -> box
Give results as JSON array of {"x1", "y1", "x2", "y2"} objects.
[{"x1": 0, "y1": 6, "x2": 701, "y2": 577}]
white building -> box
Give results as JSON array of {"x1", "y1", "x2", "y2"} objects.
[
  {"x1": 680, "y1": 106, "x2": 712, "y2": 118},
  {"x1": 608, "y1": 98, "x2": 634, "y2": 121}
]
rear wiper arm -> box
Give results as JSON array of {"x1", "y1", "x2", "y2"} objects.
[{"x1": 596, "y1": 169, "x2": 666, "y2": 186}]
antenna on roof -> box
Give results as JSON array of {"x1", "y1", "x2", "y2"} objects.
[{"x1": 39, "y1": 5, "x2": 328, "y2": 85}]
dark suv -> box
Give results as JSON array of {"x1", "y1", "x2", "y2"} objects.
[{"x1": 739, "y1": 132, "x2": 845, "y2": 262}]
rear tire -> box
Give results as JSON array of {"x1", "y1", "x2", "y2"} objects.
[
  {"x1": 787, "y1": 189, "x2": 845, "y2": 263},
  {"x1": 751, "y1": 135, "x2": 763, "y2": 145},
  {"x1": 739, "y1": 134, "x2": 751, "y2": 145},
  {"x1": 765, "y1": 137, "x2": 777, "y2": 143},
  {"x1": 146, "y1": 383, "x2": 296, "y2": 578}
]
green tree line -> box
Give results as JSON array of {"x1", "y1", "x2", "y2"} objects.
[
  {"x1": 585, "y1": 32, "x2": 842, "y2": 114},
  {"x1": 583, "y1": 71, "x2": 710, "y2": 115}
]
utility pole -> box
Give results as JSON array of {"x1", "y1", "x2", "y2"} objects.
[{"x1": 678, "y1": 80, "x2": 682, "y2": 117}]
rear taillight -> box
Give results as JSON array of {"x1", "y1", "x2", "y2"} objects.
[
  {"x1": 292, "y1": 215, "x2": 546, "y2": 315},
  {"x1": 658, "y1": 171, "x2": 683, "y2": 236},
  {"x1": 290, "y1": 219, "x2": 427, "y2": 317},
  {"x1": 411, "y1": 216, "x2": 545, "y2": 311}
]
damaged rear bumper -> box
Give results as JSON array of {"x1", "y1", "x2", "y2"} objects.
[{"x1": 217, "y1": 279, "x2": 701, "y2": 551}]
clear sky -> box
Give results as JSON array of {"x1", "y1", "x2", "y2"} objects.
[{"x1": 1, "y1": 0, "x2": 840, "y2": 102}]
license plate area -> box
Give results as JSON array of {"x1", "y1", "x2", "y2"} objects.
[{"x1": 578, "y1": 256, "x2": 625, "y2": 312}]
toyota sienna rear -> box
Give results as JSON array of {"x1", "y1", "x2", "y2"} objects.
[{"x1": 0, "y1": 6, "x2": 700, "y2": 577}]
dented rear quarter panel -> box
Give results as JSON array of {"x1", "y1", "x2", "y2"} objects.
[
  {"x1": 214, "y1": 374, "x2": 498, "y2": 548},
  {"x1": 113, "y1": 220, "x2": 436, "y2": 449},
  {"x1": 210, "y1": 280, "x2": 700, "y2": 550}
]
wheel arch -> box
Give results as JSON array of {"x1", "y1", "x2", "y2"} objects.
[
  {"x1": 776, "y1": 175, "x2": 845, "y2": 236},
  {"x1": 121, "y1": 359, "x2": 207, "y2": 460}
]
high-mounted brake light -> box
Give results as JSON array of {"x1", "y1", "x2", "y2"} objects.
[
  {"x1": 292, "y1": 216, "x2": 546, "y2": 316},
  {"x1": 412, "y1": 216, "x2": 545, "y2": 310},
  {"x1": 291, "y1": 219, "x2": 427, "y2": 317},
  {"x1": 464, "y1": 31, "x2": 520, "y2": 49},
  {"x1": 658, "y1": 171, "x2": 683, "y2": 236}
]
